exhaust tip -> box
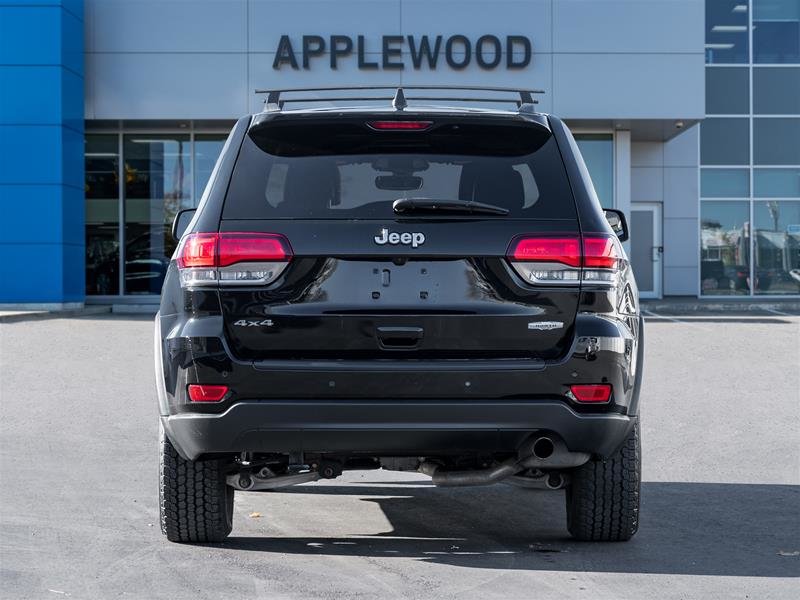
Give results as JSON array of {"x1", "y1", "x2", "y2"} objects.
[{"x1": 532, "y1": 437, "x2": 555, "y2": 459}]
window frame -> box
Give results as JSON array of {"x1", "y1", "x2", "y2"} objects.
[
  {"x1": 699, "y1": 1, "x2": 800, "y2": 297},
  {"x1": 83, "y1": 121, "x2": 232, "y2": 301}
]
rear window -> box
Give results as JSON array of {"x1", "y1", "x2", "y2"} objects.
[{"x1": 223, "y1": 119, "x2": 576, "y2": 220}]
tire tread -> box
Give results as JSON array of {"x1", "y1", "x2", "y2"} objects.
[
  {"x1": 566, "y1": 422, "x2": 640, "y2": 541},
  {"x1": 159, "y1": 430, "x2": 233, "y2": 543}
]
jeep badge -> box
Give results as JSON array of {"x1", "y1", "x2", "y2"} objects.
[{"x1": 374, "y1": 228, "x2": 425, "y2": 248}]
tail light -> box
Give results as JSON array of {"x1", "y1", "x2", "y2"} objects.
[
  {"x1": 569, "y1": 384, "x2": 612, "y2": 403},
  {"x1": 176, "y1": 232, "x2": 292, "y2": 288},
  {"x1": 507, "y1": 234, "x2": 623, "y2": 285}
]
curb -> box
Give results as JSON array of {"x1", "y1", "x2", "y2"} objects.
[
  {"x1": 0, "y1": 305, "x2": 112, "y2": 324},
  {"x1": 641, "y1": 300, "x2": 800, "y2": 315}
]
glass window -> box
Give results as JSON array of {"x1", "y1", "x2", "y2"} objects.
[
  {"x1": 753, "y1": 117, "x2": 800, "y2": 164},
  {"x1": 701, "y1": 168, "x2": 750, "y2": 197},
  {"x1": 706, "y1": 67, "x2": 750, "y2": 114},
  {"x1": 123, "y1": 135, "x2": 191, "y2": 294},
  {"x1": 700, "y1": 118, "x2": 751, "y2": 164},
  {"x1": 706, "y1": 0, "x2": 750, "y2": 64},
  {"x1": 753, "y1": 201, "x2": 800, "y2": 294},
  {"x1": 575, "y1": 134, "x2": 614, "y2": 207},
  {"x1": 754, "y1": 67, "x2": 800, "y2": 114},
  {"x1": 193, "y1": 134, "x2": 227, "y2": 202},
  {"x1": 754, "y1": 0, "x2": 800, "y2": 63},
  {"x1": 85, "y1": 135, "x2": 119, "y2": 295},
  {"x1": 755, "y1": 168, "x2": 800, "y2": 196},
  {"x1": 701, "y1": 201, "x2": 751, "y2": 295},
  {"x1": 224, "y1": 126, "x2": 577, "y2": 220}
]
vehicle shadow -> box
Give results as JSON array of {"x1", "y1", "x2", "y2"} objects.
[{"x1": 221, "y1": 481, "x2": 800, "y2": 577}]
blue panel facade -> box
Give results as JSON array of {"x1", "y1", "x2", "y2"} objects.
[{"x1": 0, "y1": 1, "x2": 85, "y2": 304}]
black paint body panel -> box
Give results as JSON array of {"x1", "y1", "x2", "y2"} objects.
[{"x1": 156, "y1": 107, "x2": 642, "y2": 462}]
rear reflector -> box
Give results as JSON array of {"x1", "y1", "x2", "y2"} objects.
[
  {"x1": 367, "y1": 120, "x2": 433, "y2": 131},
  {"x1": 187, "y1": 384, "x2": 229, "y2": 402},
  {"x1": 176, "y1": 232, "x2": 292, "y2": 287},
  {"x1": 569, "y1": 384, "x2": 612, "y2": 403},
  {"x1": 507, "y1": 234, "x2": 623, "y2": 286}
]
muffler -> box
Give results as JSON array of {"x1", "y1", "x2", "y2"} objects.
[
  {"x1": 417, "y1": 434, "x2": 588, "y2": 488},
  {"x1": 419, "y1": 458, "x2": 519, "y2": 487}
]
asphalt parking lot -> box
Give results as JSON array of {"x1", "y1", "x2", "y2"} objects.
[{"x1": 1, "y1": 312, "x2": 798, "y2": 599}]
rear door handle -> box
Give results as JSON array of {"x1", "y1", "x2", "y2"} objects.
[{"x1": 376, "y1": 326, "x2": 424, "y2": 350}]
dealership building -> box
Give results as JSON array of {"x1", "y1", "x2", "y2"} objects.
[{"x1": 1, "y1": 0, "x2": 799, "y2": 307}]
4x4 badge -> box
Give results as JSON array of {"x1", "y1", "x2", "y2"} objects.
[
  {"x1": 528, "y1": 321, "x2": 564, "y2": 331},
  {"x1": 233, "y1": 319, "x2": 274, "y2": 327},
  {"x1": 374, "y1": 228, "x2": 425, "y2": 248}
]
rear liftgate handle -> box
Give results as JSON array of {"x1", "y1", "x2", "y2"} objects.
[{"x1": 376, "y1": 326, "x2": 424, "y2": 350}]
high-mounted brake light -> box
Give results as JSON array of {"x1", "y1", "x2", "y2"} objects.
[
  {"x1": 188, "y1": 384, "x2": 229, "y2": 402},
  {"x1": 367, "y1": 120, "x2": 433, "y2": 131},
  {"x1": 507, "y1": 234, "x2": 624, "y2": 285},
  {"x1": 569, "y1": 384, "x2": 612, "y2": 403},
  {"x1": 176, "y1": 232, "x2": 292, "y2": 288}
]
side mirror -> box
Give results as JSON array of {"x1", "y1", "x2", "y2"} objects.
[
  {"x1": 171, "y1": 208, "x2": 196, "y2": 242},
  {"x1": 603, "y1": 208, "x2": 629, "y2": 242}
]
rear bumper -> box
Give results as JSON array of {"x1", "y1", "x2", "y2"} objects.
[{"x1": 162, "y1": 399, "x2": 635, "y2": 461}]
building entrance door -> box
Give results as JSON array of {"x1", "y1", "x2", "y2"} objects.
[{"x1": 630, "y1": 203, "x2": 662, "y2": 299}]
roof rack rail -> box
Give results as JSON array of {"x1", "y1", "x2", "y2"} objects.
[{"x1": 253, "y1": 85, "x2": 545, "y2": 114}]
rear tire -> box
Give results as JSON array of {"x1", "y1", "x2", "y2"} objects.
[
  {"x1": 565, "y1": 421, "x2": 640, "y2": 541},
  {"x1": 159, "y1": 426, "x2": 234, "y2": 543}
]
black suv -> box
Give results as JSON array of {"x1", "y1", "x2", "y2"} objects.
[{"x1": 155, "y1": 86, "x2": 643, "y2": 544}]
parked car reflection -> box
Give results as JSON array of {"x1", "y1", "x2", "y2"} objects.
[{"x1": 92, "y1": 225, "x2": 174, "y2": 295}]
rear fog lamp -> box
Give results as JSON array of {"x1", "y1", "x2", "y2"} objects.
[
  {"x1": 187, "y1": 384, "x2": 229, "y2": 402},
  {"x1": 569, "y1": 384, "x2": 612, "y2": 403}
]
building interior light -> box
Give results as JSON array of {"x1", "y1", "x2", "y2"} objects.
[
  {"x1": 711, "y1": 25, "x2": 748, "y2": 32},
  {"x1": 705, "y1": 43, "x2": 735, "y2": 50},
  {"x1": 732, "y1": 4, "x2": 748, "y2": 12}
]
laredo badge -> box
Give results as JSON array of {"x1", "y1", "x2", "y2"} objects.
[{"x1": 528, "y1": 321, "x2": 564, "y2": 331}]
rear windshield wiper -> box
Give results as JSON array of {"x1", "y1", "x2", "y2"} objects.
[{"x1": 392, "y1": 197, "x2": 510, "y2": 216}]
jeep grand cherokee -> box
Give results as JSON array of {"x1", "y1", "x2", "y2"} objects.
[{"x1": 155, "y1": 86, "x2": 643, "y2": 543}]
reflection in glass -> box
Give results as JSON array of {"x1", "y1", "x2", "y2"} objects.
[
  {"x1": 754, "y1": 168, "x2": 800, "y2": 197},
  {"x1": 194, "y1": 135, "x2": 227, "y2": 202},
  {"x1": 701, "y1": 201, "x2": 751, "y2": 295},
  {"x1": 754, "y1": 0, "x2": 800, "y2": 63},
  {"x1": 700, "y1": 118, "x2": 750, "y2": 165},
  {"x1": 575, "y1": 134, "x2": 613, "y2": 207},
  {"x1": 753, "y1": 67, "x2": 800, "y2": 114},
  {"x1": 123, "y1": 135, "x2": 191, "y2": 294},
  {"x1": 706, "y1": 67, "x2": 750, "y2": 114},
  {"x1": 701, "y1": 168, "x2": 750, "y2": 197},
  {"x1": 753, "y1": 118, "x2": 800, "y2": 165},
  {"x1": 754, "y1": 201, "x2": 800, "y2": 294},
  {"x1": 705, "y1": 0, "x2": 750, "y2": 64},
  {"x1": 85, "y1": 135, "x2": 119, "y2": 295}
]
